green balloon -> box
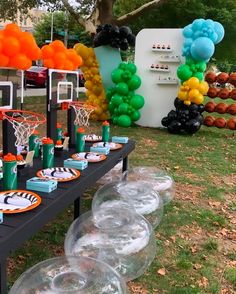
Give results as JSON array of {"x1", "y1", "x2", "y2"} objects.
[
  {"x1": 111, "y1": 69, "x2": 124, "y2": 84},
  {"x1": 193, "y1": 72, "x2": 204, "y2": 81},
  {"x1": 177, "y1": 64, "x2": 192, "y2": 81},
  {"x1": 196, "y1": 61, "x2": 207, "y2": 72},
  {"x1": 112, "y1": 115, "x2": 118, "y2": 125},
  {"x1": 127, "y1": 75, "x2": 141, "y2": 90},
  {"x1": 130, "y1": 94, "x2": 145, "y2": 110},
  {"x1": 119, "y1": 62, "x2": 128, "y2": 71},
  {"x1": 108, "y1": 101, "x2": 115, "y2": 113},
  {"x1": 126, "y1": 63, "x2": 137, "y2": 74},
  {"x1": 118, "y1": 102, "x2": 129, "y2": 114},
  {"x1": 130, "y1": 110, "x2": 140, "y2": 121},
  {"x1": 106, "y1": 87, "x2": 115, "y2": 101},
  {"x1": 111, "y1": 94, "x2": 123, "y2": 106},
  {"x1": 115, "y1": 82, "x2": 129, "y2": 95},
  {"x1": 117, "y1": 115, "x2": 132, "y2": 127}
]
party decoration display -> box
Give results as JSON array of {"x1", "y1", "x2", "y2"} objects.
[
  {"x1": 74, "y1": 43, "x2": 109, "y2": 120},
  {"x1": 41, "y1": 40, "x2": 83, "y2": 71},
  {"x1": 93, "y1": 24, "x2": 136, "y2": 50},
  {"x1": 204, "y1": 71, "x2": 236, "y2": 130},
  {"x1": 107, "y1": 62, "x2": 144, "y2": 127},
  {"x1": 162, "y1": 19, "x2": 224, "y2": 134},
  {"x1": 0, "y1": 23, "x2": 41, "y2": 70}
]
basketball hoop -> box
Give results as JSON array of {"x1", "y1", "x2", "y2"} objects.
[
  {"x1": 0, "y1": 109, "x2": 46, "y2": 148},
  {"x1": 69, "y1": 101, "x2": 96, "y2": 127}
]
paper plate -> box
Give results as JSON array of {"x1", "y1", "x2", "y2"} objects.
[
  {"x1": 85, "y1": 134, "x2": 102, "y2": 142},
  {"x1": 0, "y1": 190, "x2": 41, "y2": 214},
  {"x1": 71, "y1": 152, "x2": 106, "y2": 163},
  {"x1": 92, "y1": 142, "x2": 123, "y2": 150},
  {"x1": 37, "y1": 167, "x2": 80, "y2": 182}
]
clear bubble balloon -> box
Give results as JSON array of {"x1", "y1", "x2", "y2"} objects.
[
  {"x1": 10, "y1": 256, "x2": 129, "y2": 294},
  {"x1": 92, "y1": 181, "x2": 164, "y2": 229},
  {"x1": 65, "y1": 206, "x2": 156, "y2": 281},
  {"x1": 123, "y1": 167, "x2": 175, "y2": 205}
]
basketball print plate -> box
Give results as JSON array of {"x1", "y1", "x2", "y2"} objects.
[
  {"x1": 71, "y1": 152, "x2": 106, "y2": 163},
  {"x1": 0, "y1": 190, "x2": 41, "y2": 214},
  {"x1": 92, "y1": 142, "x2": 122, "y2": 150},
  {"x1": 37, "y1": 167, "x2": 80, "y2": 182}
]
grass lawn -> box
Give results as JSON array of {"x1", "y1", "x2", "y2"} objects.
[{"x1": 6, "y1": 96, "x2": 236, "y2": 293}]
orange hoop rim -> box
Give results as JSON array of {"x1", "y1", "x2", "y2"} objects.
[
  {"x1": 69, "y1": 101, "x2": 96, "y2": 110},
  {"x1": 0, "y1": 109, "x2": 46, "y2": 125}
]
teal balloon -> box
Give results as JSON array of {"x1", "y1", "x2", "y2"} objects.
[
  {"x1": 108, "y1": 101, "x2": 115, "y2": 113},
  {"x1": 127, "y1": 75, "x2": 141, "y2": 90},
  {"x1": 130, "y1": 94, "x2": 145, "y2": 110},
  {"x1": 111, "y1": 94, "x2": 123, "y2": 106},
  {"x1": 130, "y1": 110, "x2": 140, "y2": 121},
  {"x1": 117, "y1": 115, "x2": 132, "y2": 127},
  {"x1": 126, "y1": 63, "x2": 137, "y2": 74},
  {"x1": 111, "y1": 69, "x2": 124, "y2": 84},
  {"x1": 193, "y1": 71, "x2": 204, "y2": 81},
  {"x1": 115, "y1": 82, "x2": 129, "y2": 95},
  {"x1": 177, "y1": 64, "x2": 192, "y2": 81},
  {"x1": 118, "y1": 102, "x2": 129, "y2": 114}
]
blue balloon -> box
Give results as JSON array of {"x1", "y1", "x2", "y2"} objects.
[
  {"x1": 190, "y1": 37, "x2": 215, "y2": 61},
  {"x1": 183, "y1": 24, "x2": 193, "y2": 38},
  {"x1": 214, "y1": 21, "x2": 225, "y2": 44},
  {"x1": 204, "y1": 19, "x2": 215, "y2": 29},
  {"x1": 193, "y1": 30, "x2": 202, "y2": 39},
  {"x1": 192, "y1": 19, "x2": 205, "y2": 31},
  {"x1": 209, "y1": 32, "x2": 218, "y2": 43}
]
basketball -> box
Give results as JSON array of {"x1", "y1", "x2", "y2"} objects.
[
  {"x1": 215, "y1": 103, "x2": 228, "y2": 114},
  {"x1": 218, "y1": 88, "x2": 230, "y2": 99},
  {"x1": 204, "y1": 101, "x2": 216, "y2": 112},
  {"x1": 214, "y1": 117, "x2": 227, "y2": 128},
  {"x1": 216, "y1": 72, "x2": 229, "y2": 84},
  {"x1": 227, "y1": 104, "x2": 236, "y2": 115},
  {"x1": 207, "y1": 87, "x2": 219, "y2": 98},
  {"x1": 204, "y1": 115, "x2": 215, "y2": 127},
  {"x1": 227, "y1": 118, "x2": 236, "y2": 130},
  {"x1": 205, "y1": 72, "x2": 217, "y2": 83},
  {"x1": 228, "y1": 73, "x2": 236, "y2": 86},
  {"x1": 230, "y1": 89, "x2": 236, "y2": 100}
]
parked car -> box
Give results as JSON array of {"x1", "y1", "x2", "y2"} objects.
[
  {"x1": 25, "y1": 66, "x2": 47, "y2": 87},
  {"x1": 25, "y1": 66, "x2": 85, "y2": 88}
]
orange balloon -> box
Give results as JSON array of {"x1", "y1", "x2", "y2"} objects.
[
  {"x1": 19, "y1": 32, "x2": 37, "y2": 54},
  {"x1": 4, "y1": 23, "x2": 21, "y2": 38},
  {"x1": 43, "y1": 58, "x2": 55, "y2": 69},
  {"x1": 41, "y1": 45, "x2": 54, "y2": 59},
  {"x1": 27, "y1": 46, "x2": 42, "y2": 60},
  {"x1": 2, "y1": 36, "x2": 20, "y2": 57},
  {"x1": 50, "y1": 40, "x2": 65, "y2": 52},
  {"x1": 73, "y1": 54, "x2": 83, "y2": 68},
  {"x1": 0, "y1": 41, "x2": 2, "y2": 53},
  {"x1": 0, "y1": 53, "x2": 9, "y2": 67},
  {"x1": 54, "y1": 52, "x2": 66, "y2": 69},
  {"x1": 63, "y1": 59, "x2": 74, "y2": 71},
  {"x1": 10, "y1": 53, "x2": 31, "y2": 70},
  {"x1": 0, "y1": 31, "x2": 4, "y2": 41}
]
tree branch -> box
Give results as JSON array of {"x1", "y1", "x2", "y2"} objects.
[
  {"x1": 116, "y1": 0, "x2": 168, "y2": 25},
  {"x1": 60, "y1": 0, "x2": 86, "y2": 27}
]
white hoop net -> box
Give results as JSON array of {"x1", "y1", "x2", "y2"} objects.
[
  {"x1": 70, "y1": 104, "x2": 95, "y2": 127},
  {"x1": 2, "y1": 111, "x2": 45, "y2": 147}
]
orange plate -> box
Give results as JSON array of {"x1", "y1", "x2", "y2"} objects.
[
  {"x1": 37, "y1": 167, "x2": 80, "y2": 182},
  {"x1": 71, "y1": 152, "x2": 106, "y2": 163},
  {"x1": 0, "y1": 190, "x2": 41, "y2": 214},
  {"x1": 92, "y1": 142, "x2": 123, "y2": 151}
]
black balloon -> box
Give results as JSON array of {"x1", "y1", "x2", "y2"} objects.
[
  {"x1": 93, "y1": 24, "x2": 136, "y2": 50},
  {"x1": 162, "y1": 99, "x2": 204, "y2": 135}
]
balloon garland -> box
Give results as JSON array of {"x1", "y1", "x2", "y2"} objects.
[
  {"x1": 0, "y1": 23, "x2": 41, "y2": 70},
  {"x1": 93, "y1": 24, "x2": 136, "y2": 50},
  {"x1": 41, "y1": 40, "x2": 83, "y2": 71},
  {"x1": 162, "y1": 19, "x2": 225, "y2": 134},
  {"x1": 74, "y1": 43, "x2": 109, "y2": 121},
  {"x1": 106, "y1": 62, "x2": 144, "y2": 127}
]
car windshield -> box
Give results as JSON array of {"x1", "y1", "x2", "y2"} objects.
[{"x1": 27, "y1": 67, "x2": 46, "y2": 73}]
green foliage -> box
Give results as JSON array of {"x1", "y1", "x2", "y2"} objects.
[
  {"x1": 225, "y1": 267, "x2": 236, "y2": 288},
  {"x1": 33, "y1": 11, "x2": 91, "y2": 47}
]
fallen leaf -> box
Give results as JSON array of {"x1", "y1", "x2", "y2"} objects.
[
  {"x1": 157, "y1": 268, "x2": 166, "y2": 276},
  {"x1": 193, "y1": 263, "x2": 202, "y2": 270},
  {"x1": 197, "y1": 276, "x2": 209, "y2": 288}
]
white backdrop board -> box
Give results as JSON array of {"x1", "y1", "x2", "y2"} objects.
[{"x1": 135, "y1": 29, "x2": 183, "y2": 127}]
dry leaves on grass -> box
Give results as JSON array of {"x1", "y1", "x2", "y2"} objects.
[
  {"x1": 128, "y1": 281, "x2": 149, "y2": 294},
  {"x1": 175, "y1": 182, "x2": 204, "y2": 203},
  {"x1": 197, "y1": 276, "x2": 209, "y2": 288},
  {"x1": 157, "y1": 268, "x2": 166, "y2": 276}
]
